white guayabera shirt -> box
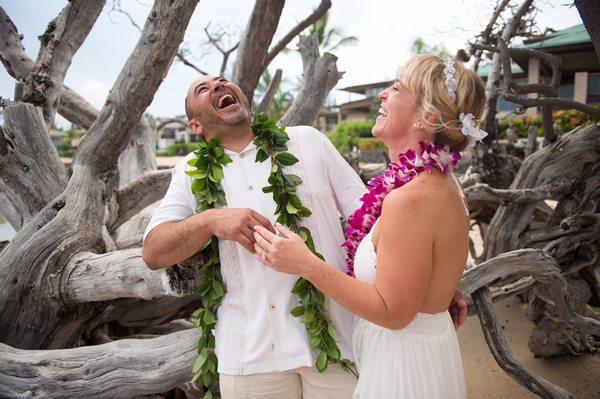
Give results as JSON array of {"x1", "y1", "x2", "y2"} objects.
[{"x1": 143, "y1": 126, "x2": 366, "y2": 375}]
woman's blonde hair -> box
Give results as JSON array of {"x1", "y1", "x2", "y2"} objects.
[{"x1": 401, "y1": 54, "x2": 486, "y2": 152}]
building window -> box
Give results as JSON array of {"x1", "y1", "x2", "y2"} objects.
[
  {"x1": 588, "y1": 72, "x2": 600, "y2": 104},
  {"x1": 557, "y1": 84, "x2": 574, "y2": 101}
]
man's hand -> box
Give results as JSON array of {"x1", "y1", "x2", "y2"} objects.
[
  {"x1": 207, "y1": 208, "x2": 275, "y2": 253},
  {"x1": 449, "y1": 289, "x2": 467, "y2": 330}
]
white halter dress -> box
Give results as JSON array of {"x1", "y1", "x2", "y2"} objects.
[{"x1": 351, "y1": 173, "x2": 468, "y2": 399}]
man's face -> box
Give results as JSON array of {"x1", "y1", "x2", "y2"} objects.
[{"x1": 186, "y1": 76, "x2": 252, "y2": 136}]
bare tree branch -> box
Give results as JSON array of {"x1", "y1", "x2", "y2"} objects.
[
  {"x1": 279, "y1": 35, "x2": 343, "y2": 127},
  {"x1": 0, "y1": 7, "x2": 99, "y2": 129},
  {"x1": 0, "y1": 0, "x2": 198, "y2": 351},
  {"x1": 21, "y1": 0, "x2": 105, "y2": 129},
  {"x1": 74, "y1": 0, "x2": 197, "y2": 172},
  {"x1": 0, "y1": 329, "x2": 200, "y2": 399},
  {"x1": 480, "y1": 0, "x2": 535, "y2": 138},
  {"x1": 255, "y1": 68, "x2": 282, "y2": 115},
  {"x1": 263, "y1": 0, "x2": 332, "y2": 70},
  {"x1": 65, "y1": 248, "x2": 195, "y2": 302},
  {"x1": 204, "y1": 22, "x2": 240, "y2": 76},
  {"x1": 464, "y1": 181, "x2": 571, "y2": 204},
  {"x1": 502, "y1": 93, "x2": 600, "y2": 118},
  {"x1": 471, "y1": 0, "x2": 511, "y2": 71},
  {"x1": 176, "y1": 50, "x2": 209, "y2": 75},
  {"x1": 110, "y1": 169, "x2": 172, "y2": 232},
  {"x1": 0, "y1": 103, "x2": 69, "y2": 230},
  {"x1": 471, "y1": 41, "x2": 561, "y2": 96}
]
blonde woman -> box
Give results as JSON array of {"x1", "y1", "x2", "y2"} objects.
[{"x1": 253, "y1": 54, "x2": 486, "y2": 398}]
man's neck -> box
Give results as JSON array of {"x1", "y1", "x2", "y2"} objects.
[{"x1": 209, "y1": 125, "x2": 254, "y2": 153}]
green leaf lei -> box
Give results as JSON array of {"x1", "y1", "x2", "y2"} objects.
[{"x1": 187, "y1": 114, "x2": 356, "y2": 397}]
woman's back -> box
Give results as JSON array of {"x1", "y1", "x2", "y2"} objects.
[{"x1": 372, "y1": 170, "x2": 469, "y2": 315}]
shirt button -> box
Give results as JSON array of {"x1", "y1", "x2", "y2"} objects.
[
  {"x1": 248, "y1": 185, "x2": 254, "y2": 190},
  {"x1": 271, "y1": 343, "x2": 276, "y2": 351},
  {"x1": 239, "y1": 153, "x2": 245, "y2": 158},
  {"x1": 270, "y1": 303, "x2": 277, "y2": 310}
]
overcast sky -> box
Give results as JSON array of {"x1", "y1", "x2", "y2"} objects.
[{"x1": 0, "y1": 0, "x2": 583, "y2": 129}]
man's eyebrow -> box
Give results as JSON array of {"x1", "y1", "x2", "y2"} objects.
[{"x1": 194, "y1": 77, "x2": 224, "y2": 95}]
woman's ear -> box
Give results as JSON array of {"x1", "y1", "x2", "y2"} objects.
[{"x1": 425, "y1": 114, "x2": 437, "y2": 127}]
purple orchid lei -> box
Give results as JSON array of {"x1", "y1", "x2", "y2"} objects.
[{"x1": 342, "y1": 141, "x2": 461, "y2": 277}]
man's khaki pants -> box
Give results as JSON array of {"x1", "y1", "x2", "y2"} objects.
[{"x1": 220, "y1": 364, "x2": 357, "y2": 399}]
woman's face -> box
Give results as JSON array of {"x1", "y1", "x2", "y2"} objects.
[{"x1": 372, "y1": 73, "x2": 418, "y2": 141}]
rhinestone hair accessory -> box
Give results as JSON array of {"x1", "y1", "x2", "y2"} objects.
[{"x1": 444, "y1": 58, "x2": 457, "y2": 102}]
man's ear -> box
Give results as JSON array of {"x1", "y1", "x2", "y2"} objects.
[{"x1": 188, "y1": 119, "x2": 204, "y2": 135}]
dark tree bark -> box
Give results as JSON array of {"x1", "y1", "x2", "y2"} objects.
[{"x1": 574, "y1": 0, "x2": 600, "y2": 62}]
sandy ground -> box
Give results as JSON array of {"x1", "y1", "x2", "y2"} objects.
[
  {"x1": 458, "y1": 296, "x2": 600, "y2": 398},
  {"x1": 462, "y1": 223, "x2": 599, "y2": 398}
]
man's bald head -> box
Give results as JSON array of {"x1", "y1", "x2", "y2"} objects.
[
  {"x1": 184, "y1": 75, "x2": 252, "y2": 139},
  {"x1": 185, "y1": 76, "x2": 215, "y2": 121}
]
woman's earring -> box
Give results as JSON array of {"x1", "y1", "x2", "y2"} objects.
[{"x1": 413, "y1": 121, "x2": 424, "y2": 129}]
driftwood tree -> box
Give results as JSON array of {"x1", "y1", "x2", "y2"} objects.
[
  {"x1": 454, "y1": 1, "x2": 600, "y2": 398},
  {"x1": 0, "y1": 1, "x2": 344, "y2": 397},
  {"x1": 1, "y1": 1, "x2": 597, "y2": 398}
]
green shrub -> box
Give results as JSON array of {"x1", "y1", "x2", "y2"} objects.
[
  {"x1": 163, "y1": 142, "x2": 202, "y2": 156},
  {"x1": 357, "y1": 137, "x2": 385, "y2": 151},
  {"x1": 328, "y1": 120, "x2": 376, "y2": 152},
  {"x1": 500, "y1": 106, "x2": 599, "y2": 138}
]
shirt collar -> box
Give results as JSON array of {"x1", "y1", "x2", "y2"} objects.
[{"x1": 223, "y1": 139, "x2": 256, "y2": 155}]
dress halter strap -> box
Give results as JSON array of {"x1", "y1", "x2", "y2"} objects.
[{"x1": 449, "y1": 172, "x2": 470, "y2": 217}]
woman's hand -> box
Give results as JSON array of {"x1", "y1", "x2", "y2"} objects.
[{"x1": 253, "y1": 223, "x2": 322, "y2": 276}]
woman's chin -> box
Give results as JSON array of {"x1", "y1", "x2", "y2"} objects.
[{"x1": 372, "y1": 118, "x2": 386, "y2": 138}]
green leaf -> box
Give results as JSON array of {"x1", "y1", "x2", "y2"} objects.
[
  {"x1": 290, "y1": 306, "x2": 305, "y2": 317},
  {"x1": 304, "y1": 306, "x2": 316, "y2": 323},
  {"x1": 202, "y1": 373, "x2": 211, "y2": 387},
  {"x1": 285, "y1": 202, "x2": 299, "y2": 214},
  {"x1": 275, "y1": 152, "x2": 299, "y2": 166},
  {"x1": 203, "y1": 391, "x2": 213, "y2": 399},
  {"x1": 292, "y1": 278, "x2": 309, "y2": 294},
  {"x1": 203, "y1": 309, "x2": 215, "y2": 325},
  {"x1": 213, "y1": 280, "x2": 225, "y2": 297},
  {"x1": 297, "y1": 207, "x2": 312, "y2": 217},
  {"x1": 255, "y1": 149, "x2": 270, "y2": 163},
  {"x1": 288, "y1": 195, "x2": 303, "y2": 209},
  {"x1": 299, "y1": 228, "x2": 309, "y2": 242},
  {"x1": 191, "y1": 371, "x2": 202, "y2": 383},
  {"x1": 185, "y1": 169, "x2": 208, "y2": 179},
  {"x1": 283, "y1": 173, "x2": 303, "y2": 186},
  {"x1": 192, "y1": 353, "x2": 207, "y2": 373},
  {"x1": 327, "y1": 323, "x2": 337, "y2": 340},
  {"x1": 316, "y1": 350, "x2": 328, "y2": 372}
]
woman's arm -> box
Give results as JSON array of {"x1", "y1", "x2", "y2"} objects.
[{"x1": 254, "y1": 184, "x2": 438, "y2": 330}]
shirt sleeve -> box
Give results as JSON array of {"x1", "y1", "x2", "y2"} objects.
[
  {"x1": 142, "y1": 155, "x2": 197, "y2": 242},
  {"x1": 316, "y1": 129, "x2": 367, "y2": 220}
]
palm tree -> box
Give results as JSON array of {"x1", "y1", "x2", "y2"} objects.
[
  {"x1": 411, "y1": 36, "x2": 451, "y2": 58},
  {"x1": 254, "y1": 68, "x2": 294, "y2": 121},
  {"x1": 309, "y1": 11, "x2": 358, "y2": 52}
]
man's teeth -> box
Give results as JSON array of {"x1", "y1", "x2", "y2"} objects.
[
  {"x1": 217, "y1": 94, "x2": 234, "y2": 109},
  {"x1": 378, "y1": 107, "x2": 387, "y2": 117}
]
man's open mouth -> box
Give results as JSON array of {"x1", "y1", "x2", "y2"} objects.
[{"x1": 216, "y1": 93, "x2": 238, "y2": 110}]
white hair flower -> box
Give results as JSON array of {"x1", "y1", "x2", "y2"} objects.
[{"x1": 459, "y1": 113, "x2": 488, "y2": 146}]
